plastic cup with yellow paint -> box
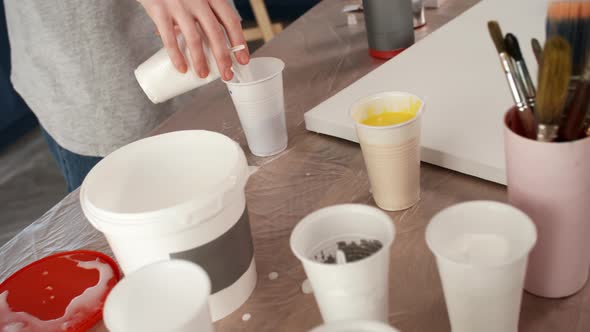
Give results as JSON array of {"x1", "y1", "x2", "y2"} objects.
[{"x1": 350, "y1": 91, "x2": 424, "y2": 211}]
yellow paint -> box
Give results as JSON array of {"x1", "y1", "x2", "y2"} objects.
[
  {"x1": 362, "y1": 111, "x2": 415, "y2": 126},
  {"x1": 361, "y1": 98, "x2": 422, "y2": 126}
]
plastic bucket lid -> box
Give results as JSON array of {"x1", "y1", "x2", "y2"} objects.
[
  {"x1": 0, "y1": 250, "x2": 120, "y2": 332},
  {"x1": 80, "y1": 130, "x2": 249, "y2": 235}
]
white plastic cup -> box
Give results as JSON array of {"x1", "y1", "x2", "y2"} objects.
[
  {"x1": 135, "y1": 35, "x2": 223, "y2": 104},
  {"x1": 290, "y1": 204, "x2": 395, "y2": 323},
  {"x1": 103, "y1": 260, "x2": 214, "y2": 332},
  {"x1": 310, "y1": 320, "x2": 399, "y2": 332},
  {"x1": 350, "y1": 91, "x2": 424, "y2": 211},
  {"x1": 225, "y1": 57, "x2": 288, "y2": 157},
  {"x1": 80, "y1": 130, "x2": 257, "y2": 321},
  {"x1": 426, "y1": 201, "x2": 537, "y2": 332}
]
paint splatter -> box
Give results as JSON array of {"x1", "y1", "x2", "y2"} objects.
[
  {"x1": 0, "y1": 257, "x2": 115, "y2": 331},
  {"x1": 2, "y1": 322, "x2": 24, "y2": 332},
  {"x1": 268, "y1": 272, "x2": 279, "y2": 280},
  {"x1": 301, "y1": 279, "x2": 313, "y2": 294},
  {"x1": 242, "y1": 313, "x2": 251, "y2": 321},
  {"x1": 45, "y1": 286, "x2": 53, "y2": 291}
]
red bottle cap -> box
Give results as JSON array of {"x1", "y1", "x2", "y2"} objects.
[
  {"x1": 369, "y1": 47, "x2": 407, "y2": 60},
  {"x1": 0, "y1": 250, "x2": 120, "y2": 332}
]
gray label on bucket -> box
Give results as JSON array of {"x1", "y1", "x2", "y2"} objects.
[{"x1": 170, "y1": 208, "x2": 254, "y2": 293}]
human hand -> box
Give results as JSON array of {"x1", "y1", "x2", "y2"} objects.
[{"x1": 139, "y1": 0, "x2": 249, "y2": 80}]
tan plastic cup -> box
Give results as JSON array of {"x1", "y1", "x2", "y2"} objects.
[{"x1": 351, "y1": 91, "x2": 424, "y2": 211}]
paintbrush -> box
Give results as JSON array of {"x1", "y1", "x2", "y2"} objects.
[
  {"x1": 560, "y1": 54, "x2": 590, "y2": 141},
  {"x1": 505, "y1": 33, "x2": 536, "y2": 111},
  {"x1": 532, "y1": 38, "x2": 543, "y2": 66},
  {"x1": 546, "y1": 1, "x2": 590, "y2": 75},
  {"x1": 488, "y1": 21, "x2": 536, "y2": 138},
  {"x1": 546, "y1": 1, "x2": 590, "y2": 84},
  {"x1": 536, "y1": 36, "x2": 572, "y2": 142}
]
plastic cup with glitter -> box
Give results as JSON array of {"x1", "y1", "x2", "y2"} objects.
[
  {"x1": 351, "y1": 91, "x2": 424, "y2": 211},
  {"x1": 290, "y1": 204, "x2": 395, "y2": 323}
]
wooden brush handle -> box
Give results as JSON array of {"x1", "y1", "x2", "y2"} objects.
[
  {"x1": 517, "y1": 107, "x2": 537, "y2": 139},
  {"x1": 561, "y1": 81, "x2": 590, "y2": 141}
]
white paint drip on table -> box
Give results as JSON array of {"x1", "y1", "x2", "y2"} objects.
[
  {"x1": 242, "y1": 313, "x2": 251, "y2": 321},
  {"x1": 0, "y1": 257, "x2": 114, "y2": 332},
  {"x1": 301, "y1": 279, "x2": 313, "y2": 294},
  {"x1": 268, "y1": 272, "x2": 279, "y2": 280}
]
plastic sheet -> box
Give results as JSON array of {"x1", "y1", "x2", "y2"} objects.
[
  {"x1": 0, "y1": 165, "x2": 262, "y2": 283},
  {"x1": 0, "y1": 189, "x2": 111, "y2": 283}
]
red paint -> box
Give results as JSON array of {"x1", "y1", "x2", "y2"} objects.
[{"x1": 0, "y1": 250, "x2": 120, "y2": 331}]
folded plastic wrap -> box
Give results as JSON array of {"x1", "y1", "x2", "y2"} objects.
[
  {"x1": 0, "y1": 189, "x2": 112, "y2": 283},
  {"x1": 0, "y1": 166, "x2": 262, "y2": 283}
]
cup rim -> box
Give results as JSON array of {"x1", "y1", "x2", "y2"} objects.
[
  {"x1": 224, "y1": 57, "x2": 285, "y2": 87},
  {"x1": 290, "y1": 204, "x2": 395, "y2": 268},
  {"x1": 349, "y1": 91, "x2": 425, "y2": 130},
  {"x1": 504, "y1": 107, "x2": 590, "y2": 146},
  {"x1": 425, "y1": 200, "x2": 537, "y2": 268},
  {"x1": 103, "y1": 260, "x2": 211, "y2": 330},
  {"x1": 310, "y1": 320, "x2": 399, "y2": 332}
]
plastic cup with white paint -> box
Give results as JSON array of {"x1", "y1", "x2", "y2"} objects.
[
  {"x1": 103, "y1": 260, "x2": 214, "y2": 332},
  {"x1": 290, "y1": 204, "x2": 395, "y2": 323},
  {"x1": 350, "y1": 91, "x2": 424, "y2": 211},
  {"x1": 225, "y1": 57, "x2": 288, "y2": 157},
  {"x1": 134, "y1": 34, "x2": 246, "y2": 104},
  {"x1": 426, "y1": 201, "x2": 537, "y2": 332}
]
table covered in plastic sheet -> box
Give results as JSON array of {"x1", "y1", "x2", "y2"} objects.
[{"x1": 2, "y1": 0, "x2": 590, "y2": 330}]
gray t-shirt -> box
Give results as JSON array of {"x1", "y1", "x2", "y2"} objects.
[{"x1": 4, "y1": 1, "x2": 195, "y2": 156}]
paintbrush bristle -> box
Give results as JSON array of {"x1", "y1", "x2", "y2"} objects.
[
  {"x1": 488, "y1": 21, "x2": 506, "y2": 54},
  {"x1": 536, "y1": 36, "x2": 572, "y2": 124},
  {"x1": 546, "y1": 1, "x2": 590, "y2": 75},
  {"x1": 505, "y1": 33, "x2": 524, "y2": 61}
]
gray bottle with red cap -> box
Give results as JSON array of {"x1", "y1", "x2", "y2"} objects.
[{"x1": 362, "y1": 0, "x2": 415, "y2": 59}]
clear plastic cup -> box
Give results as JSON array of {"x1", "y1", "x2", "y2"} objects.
[
  {"x1": 103, "y1": 260, "x2": 214, "y2": 332},
  {"x1": 426, "y1": 201, "x2": 537, "y2": 332},
  {"x1": 225, "y1": 57, "x2": 288, "y2": 157},
  {"x1": 350, "y1": 92, "x2": 424, "y2": 211},
  {"x1": 290, "y1": 204, "x2": 395, "y2": 323}
]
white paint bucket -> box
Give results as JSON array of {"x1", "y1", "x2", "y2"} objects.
[{"x1": 80, "y1": 130, "x2": 256, "y2": 321}]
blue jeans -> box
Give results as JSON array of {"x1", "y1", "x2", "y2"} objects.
[
  {"x1": 41, "y1": 129, "x2": 102, "y2": 193},
  {"x1": 1, "y1": 0, "x2": 38, "y2": 151}
]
